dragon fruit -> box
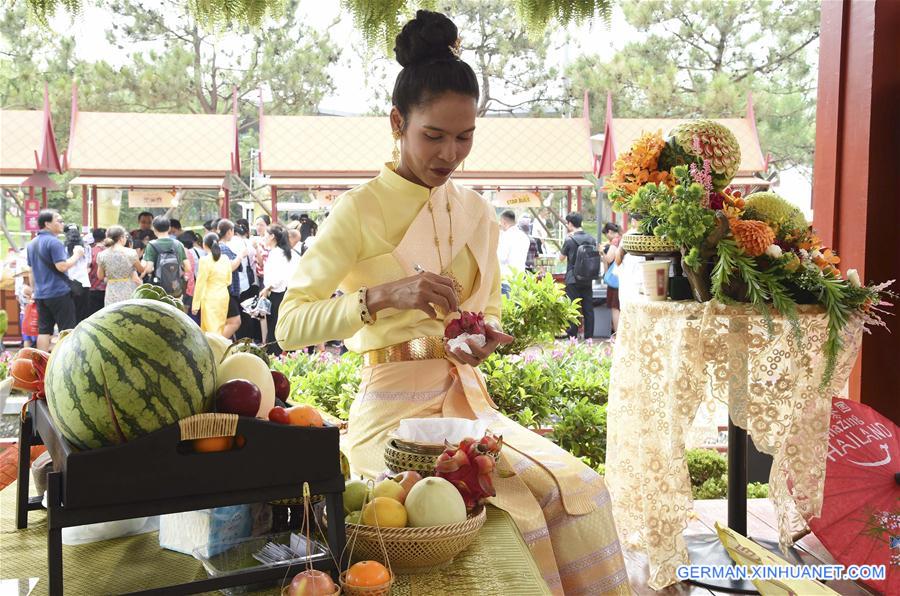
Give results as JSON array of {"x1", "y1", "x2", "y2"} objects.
[
  {"x1": 444, "y1": 311, "x2": 487, "y2": 355},
  {"x1": 434, "y1": 432, "x2": 503, "y2": 510}
]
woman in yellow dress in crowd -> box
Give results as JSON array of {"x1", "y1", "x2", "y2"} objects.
[
  {"x1": 276, "y1": 11, "x2": 628, "y2": 595},
  {"x1": 191, "y1": 233, "x2": 233, "y2": 336}
]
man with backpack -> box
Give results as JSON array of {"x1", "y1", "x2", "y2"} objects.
[
  {"x1": 142, "y1": 216, "x2": 191, "y2": 299},
  {"x1": 559, "y1": 212, "x2": 601, "y2": 340}
]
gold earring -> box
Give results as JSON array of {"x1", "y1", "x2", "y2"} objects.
[{"x1": 392, "y1": 129, "x2": 401, "y2": 169}]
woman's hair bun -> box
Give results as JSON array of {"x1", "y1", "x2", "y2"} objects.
[{"x1": 394, "y1": 10, "x2": 459, "y2": 68}]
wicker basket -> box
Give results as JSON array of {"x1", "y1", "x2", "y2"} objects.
[
  {"x1": 282, "y1": 583, "x2": 341, "y2": 595},
  {"x1": 620, "y1": 233, "x2": 679, "y2": 256},
  {"x1": 383, "y1": 439, "x2": 441, "y2": 476},
  {"x1": 384, "y1": 439, "x2": 501, "y2": 476},
  {"x1": 344, "y1": 507, "x2": 486, "y2": 573},
  {"x1": 339, "y1": 572, "x2": 393, "y2": 596}
]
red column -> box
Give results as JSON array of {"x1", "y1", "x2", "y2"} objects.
[
  {"x1": 91, "y1": 186, "x2": 98, "y2": 227},
  {"x1": 271, "y1": 186, "x2": 278, "y2": 222},
  {"x1": 566, "y1": 188, "x2": 572, "y2": 214},
  {"x1": 41, "y1": 188, "x2": 47, "y2": 210},
  {"x1": 576, "y1": 187, "x2": 583, "y2": 212},
  {"x1": 812, "y1": 0, "x2": 900, "y2": 422},
  {"x1": 81, "y1": 186, "x2": 88, "y2": 227},
  {"x1": 29, "y1": 187, "x2": 36, "y2": 239},
  {"x1": 222, "y1": 188, "x2": 230, "y2": 219}
]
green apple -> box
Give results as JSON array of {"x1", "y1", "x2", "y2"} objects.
[
  {"x1": 344, "y1": 480, "x2": 369, "y2": 513},
  {"x1": 345, "y1": 510, "x2": 362, "y2": 525}
]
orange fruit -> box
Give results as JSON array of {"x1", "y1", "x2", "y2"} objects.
[
  {"x1": 286, "y1": 405, "x2": 324, "y2": 428},
  {"x1": 193, "y1": 436, "x2": 234, "y2": 453},
  {"x1": 345, "y1": 561, "x2": 390, "y2": 587}
]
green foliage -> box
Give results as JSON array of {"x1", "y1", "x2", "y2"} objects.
[
  {"x1": 0, "y1": 311, "x2": 7, "y2": 339},
  {"x1": 498, "y1": 271, "x2": 581, "y2": 355},
  {"x1": 685, "y1": 448, "x2": 727, "y2": 488},
  {"x1": 482, "y1": 340, "x2": 612, "y2": 428},
  {"x1": 685, "y1": 448, "x2": 770, "y2": 499},
  {"x1": 568, "y1": 0, "x2": 820, "y2": 172},
  {"x1": 747, "y1": 482, "x2": 769, "y2": 499},
  {"x1": 551, "y1": 399, "x2": 607, "y2": 469},
  {"x1": 343, "y1": 0, "x2": 610, "y2": 48},
  {"x1": 642, "y1": 166, "x2": 716, "y2": 269},
  {"x1": 272, "y1": 351, "x2": 362, "y2": 420},
  {"x1": 480, "y1": 352, "x2": 557, "y2": 428}
]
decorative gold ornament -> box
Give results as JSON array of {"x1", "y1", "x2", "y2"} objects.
[
  {"x1": 427, "y1": 194, "x2": 462, "y2": 297},
  {"x1": 391, "y1": 129, "x2": 401, "y2": 169}
]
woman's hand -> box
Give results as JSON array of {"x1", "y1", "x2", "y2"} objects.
[
  {"x1": 259, "y1": 287, "x2": 271, "y2": 299},
  {"x1": 444, "y1": 323, "x2": 513, "y2": 367},
  {"x1": 366, "y1": 271, "x2": 459, "y2": 319}
]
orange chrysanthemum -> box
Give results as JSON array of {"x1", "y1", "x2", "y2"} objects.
[
  {"x1": 730, "y1": 218, "x2": 775, "y2": 257},
  {"x1": 603, "y1": 131, "x2": 670, "y2": 204}
]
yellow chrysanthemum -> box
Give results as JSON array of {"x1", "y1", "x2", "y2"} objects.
[{"x1": 730, "y1": 219, "x2": 775, "y2": 257}]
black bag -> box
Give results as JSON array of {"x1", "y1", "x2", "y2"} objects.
[
  {"x1": 151, "y1": 240, "x2": 185, "y2": 298},
  {"x1": 573, "y1": 235, "x2": 601, "y2": 284}
]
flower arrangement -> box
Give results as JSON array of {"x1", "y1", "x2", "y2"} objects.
[{"x1": 607, "y1": 119, "x2": 896, "y2": 384}]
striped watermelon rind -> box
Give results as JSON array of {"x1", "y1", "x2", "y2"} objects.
[{"x1": 45, "y1": 299, "x2": 216, "y2": 450}]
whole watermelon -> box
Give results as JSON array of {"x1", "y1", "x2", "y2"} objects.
[{"x1": 45, "y1": 300, "x2": 216, "y2": 450}]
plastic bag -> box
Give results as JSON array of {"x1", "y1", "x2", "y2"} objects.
[{"x1": 61, "y1": 516, "x2": 159, "y2": 545}]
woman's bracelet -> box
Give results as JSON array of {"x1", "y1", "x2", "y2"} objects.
[{"x1": 358, "y1": 286, "x2": 376, "y2": 325}]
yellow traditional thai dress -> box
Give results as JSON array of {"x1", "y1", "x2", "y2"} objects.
[
  {"x1": 277, "y1": 165, "x2": 630, "y2": 595},
  {"x1": 192, "y1": 253, "x2": 232, "y2": 335}
]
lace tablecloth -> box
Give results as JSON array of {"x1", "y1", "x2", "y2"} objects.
[{"x1": 606, "y1": 299, "x2": 862, "y2": 590}]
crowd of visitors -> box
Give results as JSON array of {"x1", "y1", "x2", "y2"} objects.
[
  {"x1": 10, "y1": 208, "x2": 320, "y2": 353},
  {"x1": 11, "y1": 205, "x2": 630, "y2": 350}
]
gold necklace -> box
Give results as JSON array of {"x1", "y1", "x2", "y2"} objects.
[{"x1": 427, "y1": 193, "x2": 463, "y2": 296}]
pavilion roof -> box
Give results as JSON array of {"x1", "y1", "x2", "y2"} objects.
[
  {"x1": 0, "y1": 86, "x2": 62, "y2": 177},
  {"x1": 66, "y1": 111, "x2": 239, "y2": 177},
  {"x1": 260, "y1": 114, "x2": 593, "y2": 184}
]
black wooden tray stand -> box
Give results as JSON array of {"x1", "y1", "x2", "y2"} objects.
[{"x1": 16, "y1": 400, "x2": 347, "y2": 595}]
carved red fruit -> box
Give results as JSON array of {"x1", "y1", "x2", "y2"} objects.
[{"x1": 434, "y1": 432, "x2": 503, "y2": 510}]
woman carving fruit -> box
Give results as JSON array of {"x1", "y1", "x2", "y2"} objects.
[{"x1": 275, "y1": 10, "x2": 628, "y2": 594}]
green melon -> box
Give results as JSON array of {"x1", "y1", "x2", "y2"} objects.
[{"x1": 45, "y1": 299, "x2": 216, "y2": 450}]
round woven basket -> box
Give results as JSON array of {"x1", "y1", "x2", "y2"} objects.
[
  {"x1": 383, "y1": 439, "x2": 441, "y2": 476},
  {"x1": 620, "y1": 233, "x2": 679, "y2": 256},
  {"x1": 282, "y1": 583, "x2": 341, "y2": 595},
  {"x1": 345, "y1": 507, "x2": 486, "y2": 573},
  {"x1": 383, "y1": 439, "x2": 501, "y2": 476},
  {"x1": 339, "y1": 572, "x2": 393, "y2": 596}
]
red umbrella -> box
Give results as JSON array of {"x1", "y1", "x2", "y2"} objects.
[{"x1": 808, "y1": 397, "x2": 899, "y2": 595}]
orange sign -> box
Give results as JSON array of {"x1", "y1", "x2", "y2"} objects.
[
  {"x1": 128, "y1": 189, "x2": 176, "y2": 208},
  {"x1": 493, "y1": 191, "x2": 542, "y2": 208}
]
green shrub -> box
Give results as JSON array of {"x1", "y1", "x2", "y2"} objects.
[
  {"x1": 685, "y1": 449, "x2": 771, "y2": 499},
  {"x1": 551, "y1": 400, "x2": 607, "y2": 469},
  {"x1": 685, "y1": 448, "x2": 727, "y2": 487},
  {"x1": 480, "y1": 352, "x2": 557, "y2": 428},
  {"x1": 747, "y1": 482, "x2": 770, "y2": 499},
  {"x1": 499, "y1": 271, "x2": 581, "y2": 355},
  {"x1": 694, "y1": 475, "x2": 728, "y2": 500},
  {"x1": 272, "y1": 351, "x2": 362, "y2": 420}
]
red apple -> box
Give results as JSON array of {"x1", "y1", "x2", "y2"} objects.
[
  {"x1": 287, "y1": 569, "x2": 337, "y2": 595},
  {"x1": 271, "y1": 370, "x2": 291, "y2": 401},
  {"x1": 392, "y1": 470, "x2": 423, "y2": 495},
  {"x1": 215, "y1": 379, "x2": 262, "y2": 417},
  {"x1": 268, "y1": 406, "x2": 290, "y2": 425}
]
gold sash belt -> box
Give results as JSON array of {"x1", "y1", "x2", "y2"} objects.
[{"x1": 362, "y1": 336, "x2": 446, "y2": 366}]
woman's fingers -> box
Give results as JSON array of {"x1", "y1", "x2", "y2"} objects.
[{"x1": 485, "y1": 324, "x2": 514, "y2": 345}]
